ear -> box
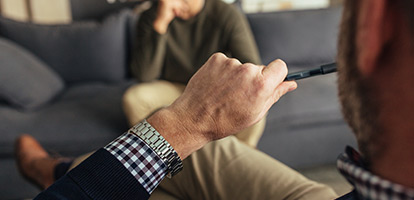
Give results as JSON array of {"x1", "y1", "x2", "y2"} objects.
[{"x1": 357, "y1": 0, "x2": 393, "y2": 76}]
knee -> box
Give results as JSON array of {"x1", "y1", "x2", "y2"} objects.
[{"x1": 123, "y1": 84, "x2": 154, "y2": 107}]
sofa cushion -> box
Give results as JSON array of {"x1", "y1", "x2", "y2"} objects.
[
  {"x1": 0, "y1": 10, "x2": 130, "y2": 84},
  {"x1": 0, "y1": 37, "x2": 64, "y2": 110},
  {"x1": 0, "y1": 81, "x2": 135, "y2": 156},
  {"x1": 247, "y1": 7, "x2": 341, "y2": 66}
]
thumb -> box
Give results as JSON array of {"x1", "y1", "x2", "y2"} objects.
[{"x1": 262, "y1": 59, "x2": 288, "y2": 87}]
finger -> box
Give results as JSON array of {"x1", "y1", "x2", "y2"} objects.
[
  {"x1": 226, "y1": 58, "x2": 242, "y2": 67},
  {"x1": 272, "y1": 81, "x2": 297, "y2": 103},
  {"x1": 262, "y1": 59, "x2": 288, "y2": 86},
  {"x1": 208, "y1": 53, "x2": 228, "y2": 64}
]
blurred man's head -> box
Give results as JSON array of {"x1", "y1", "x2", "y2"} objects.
[{"x1": 338, "y1": 0, "x2": 414, "y2": 186}]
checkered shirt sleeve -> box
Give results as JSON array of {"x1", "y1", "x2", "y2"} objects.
[
  {"x1": 337, "y1": 146, "x2": 414, "y2": 200},
  {"x1": 104, "y1": 132, "x2": 168, "y2": 194}
]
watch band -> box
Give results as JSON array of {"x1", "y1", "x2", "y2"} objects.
[{"x1": 128, "y1": 120, "x2": 183, "y2": 177}]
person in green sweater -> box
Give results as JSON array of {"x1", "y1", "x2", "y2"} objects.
[{"x1": 124, "y1": 0, "x2": 265, "y2": 147}]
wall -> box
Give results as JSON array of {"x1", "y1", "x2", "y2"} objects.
[
  {"x1": 0, "y1": 0, "x2": 342, "y2": 23},
  {"x1": 242, "y1": 0, "x2": 330, "y2": 13},
  {"x1": 0, "y1": 0, "x2": 71, "y2": 24}
]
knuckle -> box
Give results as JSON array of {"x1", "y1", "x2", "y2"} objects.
[
  {"x1": 226, "y1": 58, "x2": 241, "y2": 67},
  {"x1": 236, "y1": 64, "x2": 251, "y2": 75},
  {"x1": 211, "y1": 53, "x2": 226, "y2": 61},
  {"x1": 242, "y1": 63, "x2": 256, "y2": 69}
]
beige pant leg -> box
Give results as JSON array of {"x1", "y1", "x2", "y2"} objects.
[
  {"x1": 234, "y1": 116, "x2": 266, "y2": 148},
  {"x1": 123, "y1": 80, "x2": 186, "y2": 127},
  {"x1": 150, "y1": 136, "x2": 338, "y2": 200}
]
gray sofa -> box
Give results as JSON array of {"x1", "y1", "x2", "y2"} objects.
[{"x1": 0, "y1": 6, "x2": 355, "y2": 199}]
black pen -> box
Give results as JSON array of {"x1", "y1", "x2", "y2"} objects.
[{"x1": 284, "y1": 63, "x2": 337, "y2": 81}]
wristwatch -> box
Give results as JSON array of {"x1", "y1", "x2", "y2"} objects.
[{"x1": 128, "y1": 120, "x2": 183, "y2": 177}]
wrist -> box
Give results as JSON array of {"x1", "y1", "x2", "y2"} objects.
[{"x1": 147, "y1": 107, "x2": 209, "y2": 159}]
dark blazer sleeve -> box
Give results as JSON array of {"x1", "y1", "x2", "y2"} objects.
[{"x1": 34, "y1": 149, "x2": 150, "y2": 200}]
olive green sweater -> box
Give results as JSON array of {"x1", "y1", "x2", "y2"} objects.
[{"x1": 131, "y1": 0, "x2": 261, "y2": 84}]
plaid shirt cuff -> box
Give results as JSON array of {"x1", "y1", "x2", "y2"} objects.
[{"x1": 104, "y1": 132, "x2": 168, "y2": 194}]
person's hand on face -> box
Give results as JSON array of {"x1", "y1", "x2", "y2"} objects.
[{"x1": 154, "y1": 0, "x2": 190, "y2": 34}]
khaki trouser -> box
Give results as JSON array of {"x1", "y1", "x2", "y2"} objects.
[
  {"x1": 122, "y1": 80, "x2": 266, "y2": 148},
  {"x1": 71, "y1": 137, "x2": 337, "y2": 200}
]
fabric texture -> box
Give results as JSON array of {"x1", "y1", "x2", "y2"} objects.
[
  {"x1": 0, "y1": 37, "x2": 64, "y2": 110},
  {"x1": 37, "y1": 149, "x2": 150, "y2": 200},
  {"x1": 0, "y1": 81, "x2": 133, "y2": 157},
  {"x1": 247, "y1": 8, "x2": 341, "y2": 66},
  {"x1": 40, "y1": 135, "x2": 337, "y2": 200},
  {"x1": 337, "y1": 146, "x2": 414, "y2": 200},
  {"x1": 104, "y1": 132, "x2": 168, "y2": 193},
  {"x1": 131, "y1": 0, "x2": 261, "y2": 84},
  {"x1": 150, "y1": 136, "x2": 338, "y2": 200},
  {"x1": 0, "y1": 11, "x2": 130, "y2": 84}
]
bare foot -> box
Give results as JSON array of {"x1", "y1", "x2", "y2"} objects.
[{"x1": 15, "y1": 134, "x2": 63, "y2": 190}]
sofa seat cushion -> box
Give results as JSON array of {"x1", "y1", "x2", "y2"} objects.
[
  {"x1": 0, "y1": 37, "x2": 65, "y2": 110},
  {"x1": 0, "y1": 11, "x2": 131, "y2": 84},
  {"x1": 0, "y1": 81, "x2": 136, "y2": 157}
]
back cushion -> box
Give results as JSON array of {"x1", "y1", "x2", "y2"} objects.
[
  {"x1": 247, "y1": 7, "x2": 341, "y2": 66},
  {"x1": 0, "y1": 10, "x2": 130, "y2": 84},
  {"x1": 0, "y1": 37, "x2": 64, "y2": 110}
]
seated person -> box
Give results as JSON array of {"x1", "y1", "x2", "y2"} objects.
[
  {"x1": 16, "y1": 55, "x2": 337, "y2": 199},
  {"x1": 125, "y1": 0, "x2": 265, "y2": 148}
]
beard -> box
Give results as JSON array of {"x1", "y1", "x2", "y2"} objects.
[{"x1": 337, "y1": 0, "x2": 383, "y2": 165}]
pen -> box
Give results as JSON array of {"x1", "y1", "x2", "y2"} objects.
[{"x1": 284, "y1": 62, "x2": 337, "y2": 81}]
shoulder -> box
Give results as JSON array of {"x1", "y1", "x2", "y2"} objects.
[{"x1": 205, "y1": 0, "x2": 245, "y2": 27}]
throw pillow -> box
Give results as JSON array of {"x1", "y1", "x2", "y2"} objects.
[
  {"x1": 0, "y1": 10, "x2": 130, "y2": 84},
  {"x1": 0, "y1": 37, "x2": 65, "y2": 110}
]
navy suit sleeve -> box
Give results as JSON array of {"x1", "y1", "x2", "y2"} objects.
[{"x1": 34, "y1": 149, "x2": 150, "y2": 200}]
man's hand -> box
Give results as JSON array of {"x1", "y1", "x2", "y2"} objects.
[
  {"x1": 148, "y1": 53, "x2": 297, "y2": 159},
  {"x1": 153, "y1": 0, "x2": 189, "y2": 34}
]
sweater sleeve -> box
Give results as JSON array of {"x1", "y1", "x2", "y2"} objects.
[
  {"x1": 131, "y1": 7, "x2": 168, "y2": 82},
  {"x1": 224, "y1": 7, "x2": 261, "y2": 65},
  {"x1": 35, "y1": 149, "x2": 150, "y2": 200}
]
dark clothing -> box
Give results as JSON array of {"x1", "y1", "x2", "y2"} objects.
[
  {"x1": 336, "y1": 190, "x2": 359, "y2": 200},
  {"x1": 336, "y1": 146, "x2": 414, "y2": 200},
  {"x1": 132, "y1": 0, "x2": 261, "y2": 84},
  {"x1": 36, "y1": 149, "x2": 150, "y2": 200}
]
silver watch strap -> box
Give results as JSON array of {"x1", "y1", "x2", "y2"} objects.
[{"x1": 129, "y1": 120, "x2": 183, "y2": 177}]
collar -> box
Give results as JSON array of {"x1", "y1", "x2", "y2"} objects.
[{"x1": 337, "y1": 146, "x2": 414, "y2": 200}]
